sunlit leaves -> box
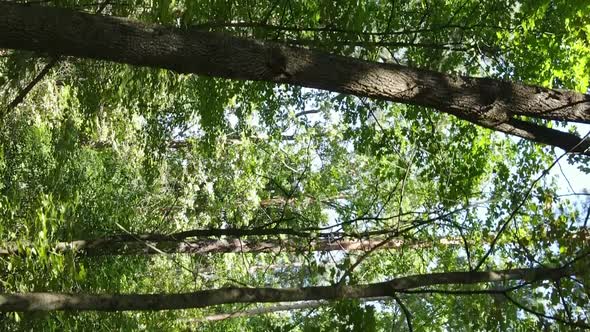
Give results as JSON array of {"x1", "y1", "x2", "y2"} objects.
[{"x1": 1, "y1": 0, "x2": 589, "y2": 331}]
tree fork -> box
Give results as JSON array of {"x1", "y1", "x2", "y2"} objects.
[{"x1": 0, "y1": 4, "x2": 589, "y2": 154}]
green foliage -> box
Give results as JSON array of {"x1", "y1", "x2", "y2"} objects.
[
  {"x1": 499, "y1": 0, "x2": 590, "y2": 91},
  {"x1": 0, "y1": 0, "x2": 589, "y2": 331}
]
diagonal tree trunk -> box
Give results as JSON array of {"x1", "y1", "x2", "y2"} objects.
[
  {"x1": 0, "y1": 4, "x2": 589, "y2": 154},
  {"x1": 0, "y1": 265, "x2": 572, "y2": 311}
]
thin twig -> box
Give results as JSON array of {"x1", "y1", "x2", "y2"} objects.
[
  {"x1": 2, "y1": 0, "x2": 112, "y2": 117},
  {"x1": 474, "y1": 130, "x2": 590, "y2": 271},
  {"x1": 3, "y1": 57, "x2": 58, "y2": 115},
  {"x1": 392, "y1": 293, "x2": 413, "y2": 332},
  {"x1": 115, "y1": 222, "x2": 194, "y2": 276},
  {"x1": 504, "y1": 293, "x2": 590, "y2": 329}
]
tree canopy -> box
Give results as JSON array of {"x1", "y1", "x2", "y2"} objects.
[{"x1": 0, "y1": 0, "x2": 589, "y2": 331}]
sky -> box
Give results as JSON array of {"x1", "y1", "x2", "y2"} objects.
[{"x1": 550, "y1": 123, "x2": 590, "y2": 208}]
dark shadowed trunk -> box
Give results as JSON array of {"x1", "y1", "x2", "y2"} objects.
[
  {"x1": 0, "y1": 4, "x2": 589, "y2": 154},
  {"x1": 0, "y1": 266, "x2": 572, "y2": 311}
]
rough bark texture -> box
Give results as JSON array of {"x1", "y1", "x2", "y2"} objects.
[
  {"x1": 0, "y1": 266, "x2": 571, "y2": 311},
  {"x1": 0, "y1": 4, "x2": 589, "y2": 153}
]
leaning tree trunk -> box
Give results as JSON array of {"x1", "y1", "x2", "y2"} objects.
[
  {"x1": 0, "y1": 266, "x2": 572, "y2": 311},
  {"x1": 0, "y1": 4, "x2": 589, "y2": 154}
]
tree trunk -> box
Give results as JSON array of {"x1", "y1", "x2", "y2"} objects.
[
  {"x1": 88, "y1": 134, "x2": 295, "y2": 149},
  {"x1": 0, "y1": 266, "x2": 571, "y2": 311},
  {"x1": 0, "y1": 4, "x2": 588, "y2": 154},
  {"x1": 180, "y1": 297, "x2": 391, "y2": 322},
  {"x1": 5, "y1": 226, "x2": 584, "y2": 257},
  {"x1": 183, "y1": 301, "x2": 330, "y2": 323},
  {"x1": 0, "y1": 234, "x2": 461, "y2": 256}
]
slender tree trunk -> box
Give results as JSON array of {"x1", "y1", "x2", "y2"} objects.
[
  {"x1": 89, "y1": 134, "x2": 295, "y2": 149},
  {"x1": 0, "y1": 266, "x2": 571, "y2": 311},
  {"x1": 180, "y1": 297, "x2": 392, "y2": 322},
  {"x1": 5, "y1": 226, "x2": 584, "y2": 257},
  {"x1": 259, "y1": 194, "x2": 349, "y2": 208},
  {"x1": 0, "y1": 4, "x2": 588, "y2": 154},
  {"x1": 184, "y1": 301, "x2": 329, "y2": 323},
  {"x1": 0, "y1": 235, "x2": 461, "y2": 256}
]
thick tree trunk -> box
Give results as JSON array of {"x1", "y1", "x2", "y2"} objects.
[
  {"x1": 0, "y1": 266, "x2": 571, "y2": 311},
  {"x1": 0, "y1": 4, "x2": 588, "y2": 154},
  {"x1": 0, "y1": 234, "x2": 461, "y2": 256}
]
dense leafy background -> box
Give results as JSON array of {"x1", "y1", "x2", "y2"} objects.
[{"x1": 0, "y1": 0, "x2": 589, "y2": 330}]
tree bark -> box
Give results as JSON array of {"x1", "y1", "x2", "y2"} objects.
[
  {"x1": 5, "y1": 225, "x2": 584, "y2": 257},
  {"x1": 183, "y1": 301, "x2": 330, "y2": 323},
  {"x1": 0, "y1": 234, "x2": 461, "y2": 256},
  {"x1": 0, "y1": 266, "x2": 571, "y2": 311},
  {"x1": 180, "y1": 297, "x2": 391, "y2": 322},
  {"x1": 0, "y1": 4, "x2": 589, "y2": 154}
]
